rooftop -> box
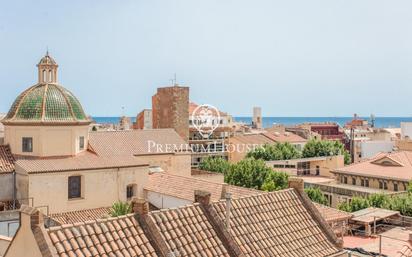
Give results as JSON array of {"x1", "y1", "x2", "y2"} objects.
[
  {"x1": 15, "y1": 151, "x2": 148, "y2": 174},
  {"x1": 47, "y1": 213, "x2": 158, "y2": 257},
  {"x1": 263, "y1": 131, "x2": 307, "y2": 143},
  {"x1": 148, "y1": 204, "x2": 231, "y2": 256},
  {"x1": 50, "y1": 207, "x2": 112, "y2": 225},
  {"x1": 344, "y1": 227, "x2": 412, "y2": 257},
  {"x1": 351, "y1": 207, "x2": 400, "y2": 224},
  {"x1": 333, "y1": 151, "x2": 412, "y2": 182},
  {"x1": 313, "y1": 203, "x2": 353, "y2": 223},
  {"x1": 144, "y1": 172, "x2": 261, "y2": 202},
  {"x1": 229, "y1": 133, "x2": 275, "y2": 145},
  {"x1": 88, "y1": 129, "x2": 189, "y2": 156},
  {"x1": 21, "y1": 188, "x2": 345, "y2": 257},
  {"x1": 0, "y1": 145, "x2": 15, "y2": 173},
  {"x1": 211, "y1": 189, "x2": 343, "y2": 256}
]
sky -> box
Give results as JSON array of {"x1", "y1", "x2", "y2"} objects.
[{"x1": 0, "y1": 0, "x2": 412, "y2": 117}]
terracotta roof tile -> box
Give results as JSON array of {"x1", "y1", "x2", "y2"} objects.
[
  {"x1": 47, "y1": 214, "x2": 158, "y2": 257},
  {"x1": 148, "y1": 204, "x2": 231, "y2": 257},
  {"x1": 313, "y1": 203, "x2": 352, "y2": 223},
  {"x1": 211, "y1": 189, "x2": 342, "y2": 257},
  {"x1": 229, "y1": 133, "x2": 275, "y2": 145},
  {"x1": 50, "y1": 207, "x2": 113, "y2": 225},
  {"x1": 15, "y1": 151, "x2": 147, "y2": 173},
  {"x1": 88, "y1": 129, "x2": 188, "y2": 156},
  {"x1": 334, "y1": 151, "x2": 412, "y2": 181},
  {"x1": 0, "y1": 145, "x2": 15, "y2": 173},
  {"x1": 262, "y1": 132, "x2": 307, "y2": 143},
  {"x1": 145, "y1": 172, "x2": 261, "y2": 202}
]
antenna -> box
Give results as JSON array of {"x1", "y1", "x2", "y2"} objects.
[{"x1": 121, "y1": 106, "x2": 125, "y2": 117}]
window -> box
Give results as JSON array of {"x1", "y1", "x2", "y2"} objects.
[
  {"x1": 365, "y1": 179, "x2": 369, "y2": 187},
  {"x1": 79, "y1": 136, "x2": 85, "y2": 150},
  {"x1": 22, "y1": 137, "x2": 33, "y2": 152},
  {"x1": 361, "y1": 179, "x2": 365, "y2": 187},
  {"x1": 352, "y1": 177, "x2": 356, "y2": 185},
  {"x1": 384, "y1": 181, "x2": 388, "y2": 190},
  {"x1": 343, "y1": 177, "x2": 348, "y2": 184},
  {"x1": 316, "y1": 166, "x2": 320, "y2": 176},
  {"x1": 379, "y1": 181, "x2": 383, "y2": 189},
  {"x1": 127, "y1": 185, "x2": 134, "y2": 199},
  {"x1": 394, "y1": 183, "x2": 398, "y2": 192},
  {"x1": 127, "y1": 184, "x2": 137, "y2": 199},
  {"x1": 68, "y1": 176, "x2": 82, "y2": 199}
]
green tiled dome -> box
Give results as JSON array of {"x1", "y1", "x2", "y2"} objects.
[{"x1": 3, "y1": 84, "x2": 90, "y2": 124}]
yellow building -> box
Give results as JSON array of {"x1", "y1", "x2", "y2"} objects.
[
  {"x1": 332, "y1": 151, "x2": 412, "y2": 192},
  {"x1": 266, "y1": 155, "x2": 344, "y2": 178}
]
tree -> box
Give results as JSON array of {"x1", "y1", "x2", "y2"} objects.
[
  {"x1": 304, "y1": 187, "x2": 328, "y2": 205},
  {"x1": 199, "y1": 156, "x2": 231, "y2": 174},
  {"x1": 337, "y1": 196, "x2": 369, "y2": 212},
  {"x1": 247, "y1": 142, "x2": 301, "y2": 161},
  {"x1": 261, "y1": 171, "x2": 289, "y2": 192},
  {"x1": 386, "y1": 195, "x2": 412, "y2": 217},
  {"x1": 408, "y1": 181, "x2": 412, "y2": 194},
  {"x1": 302, "y1": 139, "x2": 351, "y2": 165},
  {"x1": 225, "y1": 158, "x2": 272, "y2": 190},
  {"x1": 110, "y1": 201, "x2": 131, "y2": 217},
  {"x1": 368, "y1": 194, "x2": 390, "y2": 208}
]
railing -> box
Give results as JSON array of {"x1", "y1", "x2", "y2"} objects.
[
  {"x1": 0, "y1": 198, "x2": 34, "y2": 212},
  {"x1": 398, "y1": 245, "x2": 412, "y2": 257}
]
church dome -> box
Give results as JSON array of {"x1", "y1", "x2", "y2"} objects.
[
  {"x1": 2, "y1": 53, "x2": 90, "y2": 125},
  {"x1": 3, "y1": 84, "x2": 89, "y2": 124}
]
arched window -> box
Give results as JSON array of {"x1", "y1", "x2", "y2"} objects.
[
  {"x1": 49, "y1": 70, "x2": 53, "y2": 82},
  {"x1": 42, "y1": 70, "x2": 47, "y2": 82}
]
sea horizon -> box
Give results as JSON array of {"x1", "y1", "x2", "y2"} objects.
[{"x1": 92, "y1": 116, "x2": 412, "y2": 128}]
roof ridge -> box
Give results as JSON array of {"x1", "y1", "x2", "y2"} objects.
[
  {"x1": 47, "y1": 212, "x2": 134, "y2": 231},
  {"x1": 150, "y1": 171, "x2": 226, "y2": 186}
]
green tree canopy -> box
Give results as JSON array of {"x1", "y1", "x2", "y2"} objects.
[
  {"x1": 337, "y1": 193, "x2": 412, "y2": 216},
  {"x1": 304, "y1": 187, "x2": 328, "y2": 205},
  {"x1": 302, "y1": 139, "x2": 351, "y2": 164},
  {"x1": 261, "y1": 171, "x2": 289, "y2": 192},
  {"x1": 224, "y1": 158, "x2": 271, "y2": 189},
  {"x1": 247, "y1": 142, "x2": 301, "y2": 161},
  {"x1": 199, "y1": 156, "x2": 231, "y2": 174},
  {"x1": 408, "y1": 181, "x2": 412, "y2": 194}
]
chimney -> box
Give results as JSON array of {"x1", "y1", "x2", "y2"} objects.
[
  {"x1": 288, "y1": 177, "x2": 304, "y2": 194},
  {"x1": 194, "y1": 190, "x2": 211, "y2": 206},
  {"x1": 132, "y1": 198, "x2": 149, "y2": 215},
  {"x1": 225, "y1": 193, "x2": 232, "y2": 232},
  {"x1": 31, "y1": 210, "x2": 44, "y2": 229},
  {"x1": 221, "y1": 183, "x2": 229, "y2": 199}
]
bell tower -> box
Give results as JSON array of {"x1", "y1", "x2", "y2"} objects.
[{"x1": 37, "y1": 51, "x2": 58, "y2": 83}]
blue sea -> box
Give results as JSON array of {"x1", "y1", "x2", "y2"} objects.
[{"x1": 93, "y1": 116, "x2": 412, "y2": 128}]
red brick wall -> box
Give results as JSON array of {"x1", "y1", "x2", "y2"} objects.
[{"x1": 152, "y1": 86, "x2": 189, "y2": 141}]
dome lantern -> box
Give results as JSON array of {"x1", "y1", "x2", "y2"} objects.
[
  {"x1": 37, "y1": 51, "x2": 58, "y2": 83},
  {"x1": 2, "y1": 53, "x2": 90, "y2": 125}
]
